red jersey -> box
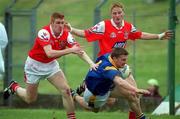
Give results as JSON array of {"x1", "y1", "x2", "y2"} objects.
[
  {"x1": 29, "y1": 25, "x2": 77, "y2": 63},
  {"x1": 85, "y1": 19, "x2": 142, "y2": 56}
]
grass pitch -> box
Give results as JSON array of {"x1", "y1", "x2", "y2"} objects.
[{"x1": 0, "y1": 108, "x2": 179, "y2": 119}]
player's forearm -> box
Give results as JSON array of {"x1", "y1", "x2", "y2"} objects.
[
  {"x1": 48, "y1": 49, "x2": 73, "y2": 58},
  {"x1": 141, "y1": 30, "x2": 173, "y2": 40},
  {"x1": 121, "y1": 80, "x2": 137, "y2": 92},
  {"x1": 140, "y1": 32, "x2": 159, "y2": 40},
  {"x1": 71, "y1": 27, "x2": 85, "y2": 38},
  {"x1": 78, "y1": 51, "x2": 95, "y2": 67},
  {"x1": 114, "y1": 76, "x2": 137, "y2": 92},
  {"x1": 44, "y1": 45, "x2": 73, "y2": 58}
]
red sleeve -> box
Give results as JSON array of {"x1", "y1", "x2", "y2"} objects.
[
  {"x1": 37, "y1": 28, "x2": 51, "y2": 47},
  {"x1": 84, "y1": 29, "x2": 103, "y2": 42},
  {"x1": 37, "y1": 37, "x2": 50, "y2": 47},
  {"x1": 128, "y1": 31, "x2": 142, "y2": 40},
  {"x1": 67, "y1": 42, "x2": 79, "y2": 48}
]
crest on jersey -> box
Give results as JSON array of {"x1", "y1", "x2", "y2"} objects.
[
  {"x1": 110, "y1": 32, "x2": 116, "y2": 38},
  {"x1": 124, "y1": 31, "x2": 129, "y2": 39},
  {"x1": 59, "y1": 40, "x2": 66, "y2": 49},
  {"x1": 38, "y1": 29, "x2": 50, "y2": 42}
]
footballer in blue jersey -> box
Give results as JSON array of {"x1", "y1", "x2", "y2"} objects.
[
  {"x1": 72, "y1": 48, "x2": 150, "y2": 119},
  {"x1": 85, "y1": 53, "x2": 121, "y2": 96}
]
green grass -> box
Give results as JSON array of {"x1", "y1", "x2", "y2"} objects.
[
  {"x1": 0, "y1": 108, "x2": 179, "y2": 119},
  {"x1": 0, "y1": 0, "x2": 180, "y2": 97}
]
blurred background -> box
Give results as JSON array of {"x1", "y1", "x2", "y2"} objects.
[{"x1": 0, "y1": 0, "x2": 179, "y2": 113}]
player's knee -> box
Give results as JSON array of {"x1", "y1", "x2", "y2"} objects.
[{"x1": 61, "y1": 87, "x2": 71, "y2": 98}]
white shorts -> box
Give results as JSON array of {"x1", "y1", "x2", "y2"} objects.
[
  {"x1": 24, "y1": 56, "x2": 61, "y2": 84},
  {"x1": 83, "y1": 88, "x2": 110, "y2": 109}
]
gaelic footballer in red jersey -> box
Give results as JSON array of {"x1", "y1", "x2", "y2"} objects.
[
  {"x1": 29, "y1": 24, "x2": 78, "y2": 63},
  {"x1": 85, "y1": 19, "x2": 142, "y2": 56},
  {"x1": 3, "y1": 12, "x2": 97, "y2": 119}
]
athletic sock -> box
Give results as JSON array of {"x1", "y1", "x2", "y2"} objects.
[
  {"x1": 129, "y1": 111, "x2": 136, "y2": 119},
  {"x1": 11, "y1": 83, "x2": 20, "y2": 92},
  {"x1": 136, "y1": 113, "x2": 146, "y2": 119},
  {"x1": 67, "y1": 112, "x2": 76, "y2": 119}
]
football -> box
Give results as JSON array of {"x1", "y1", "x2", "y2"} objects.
[{"x1": 119, "y1": 64, "x2": 131, "y2": 79}]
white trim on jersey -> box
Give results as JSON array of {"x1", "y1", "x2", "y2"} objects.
[
  {"x1": 67, "y1": 32, "x2": 75, "y2": 44},
  {"x1": 131, "y1": 24, "x2": 138, "y2": 32},
  {"x1": 38, "y1": 29, "x2": 50, "y2": 41},
  {"x1": 90, "y1": 21, "x2": 105, "y2": 34}
]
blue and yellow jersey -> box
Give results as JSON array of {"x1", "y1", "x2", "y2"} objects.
[{"x1": 85, "y1": 53, "x2": 120, "y2": 96}]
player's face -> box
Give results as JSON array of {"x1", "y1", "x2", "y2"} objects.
[
  {"x1": 114, "y1": 55, "x2": 128, "y2": 68},
  {"x1": 51, "y1": 18, "x2": 65, "y2": 36},
  {"x1": 111, "y1": 7, "x2": 124, "y2": 26}
]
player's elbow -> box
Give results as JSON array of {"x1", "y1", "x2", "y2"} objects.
[{"x1": 45, "y1": 51, "x2": 55, "y2": 58}]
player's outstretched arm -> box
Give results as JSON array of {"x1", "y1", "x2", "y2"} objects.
[
  {"x1": 141, "y1": 30, "x2": 173, "y2": 40},
  {"x1": 71, "y1": 27, "x2": 85, "y2": 38},
  {"x1": 65, "y1": 22, "x2": 85, "y2": 38},
  {"x1": 43, "y1": 44, "x2": 83, "y2": 58},
  {"x1": 77, "y1": 51, "x2": 98, "y2": 71},
  {"x1": 113, "y1": 76, "x2": 150, "y2": 95}
]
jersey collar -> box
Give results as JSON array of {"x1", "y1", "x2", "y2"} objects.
[
  {"x1": 108, "y1": 55, "x2": 118, "y2": 69},
  {"x1": 50, "y1": 25, "x2": 63, "y2": 38},
  {"x1": 111, "y1": 19, "x2": 124, "y2": 30}
]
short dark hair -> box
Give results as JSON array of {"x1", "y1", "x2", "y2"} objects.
[
  {"x1": 50, "y1": 12, "x2": 64, "y2": 23},
  {"x1": 111, "y1": 47, "x2": 128, "y2": 58}
]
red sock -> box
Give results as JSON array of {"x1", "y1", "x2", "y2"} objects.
[
  {"x1": 67, "y1": 112, "x2": 76, "y2": 119},
  {"x1": 11, "y1": 83, "x2": 19, "y2": 92},
  {"x1": 129, "y1": 111, "x2": 136, "y2": 119}
]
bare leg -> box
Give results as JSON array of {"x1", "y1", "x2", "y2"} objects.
[
  {"x1": 126, "y1": 74, "x2": 141, "y2": 118},
  {"x1": 74, "y1": 95, "x2": 91, "y2": 110},
  {"x1": 111, "y1": 83, "x2": 143, "y2": 117},
  {"x1": 16, "y1": 83, "x2": 38, "y2": 104},
  {"x1": 103, "y1": 74, "x2": 137, "y2": 111},
  {"x1": 48, "y1": 71, "x2": 75, "y2": 113}
]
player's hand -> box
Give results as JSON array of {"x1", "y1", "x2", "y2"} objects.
[
  {"x1": 136, "y1": 89, "x2": 150, "y2": 95},
  {"x1": 71, "y1": 45, "x2": 83, "y2": 55},
  {"x1": 65, "y1": 22, "x2": 72, "y2": 32},
  {"x1": 89, "y1": 63, "x2": 99, "y2": 71},
  {"x1": 164, "y1": 30, "x2": 173, "y2": 39},
  {"x1": 159, "y1": 30, "x2": 173, "y2": 40}
]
